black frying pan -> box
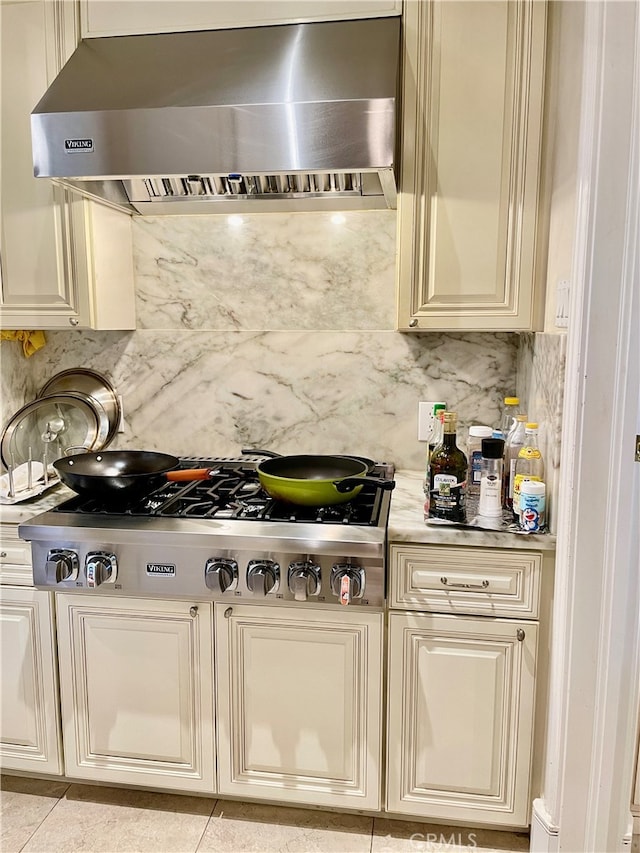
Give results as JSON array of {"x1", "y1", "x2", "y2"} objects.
[{"x1": 53, "y1": 450, "x2": 214, "y2": 502}]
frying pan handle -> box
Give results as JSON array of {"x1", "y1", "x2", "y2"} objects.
[
  {"x1": 333, "y1": 477, "x2": 396, "y2": 494},
  {"x1": 166, "y1": 468, "x2": 214, "y2": 482},
  {"x1": 241, "y1": 449, "x2": 281, "y2": 458}
]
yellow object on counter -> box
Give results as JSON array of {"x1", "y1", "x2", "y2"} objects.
[{"x1": 0, "y1": 330, "x2": 46, "y2": 357}]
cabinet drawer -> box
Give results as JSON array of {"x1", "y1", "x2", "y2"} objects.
[
  {"x1": 0, "y1": 530, "x2": 33, "y2": 586},
  {"x1": 389, "y1": 545, "x2": 541, "y2": 618}
]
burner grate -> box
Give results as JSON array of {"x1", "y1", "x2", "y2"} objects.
[{"x1": 53, "y1": 457, "x2": 392, "y2": 526}]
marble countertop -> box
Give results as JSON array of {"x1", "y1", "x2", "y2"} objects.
[
  {"x1": 1, "y1": 471, "x2": 556, "y2": 553},
  {"x1": 0, "y1": 483, "x2": 75, "y2": 526},
  {"x1": 389, "y1": 469, "x2": 556, "y2": 551}
]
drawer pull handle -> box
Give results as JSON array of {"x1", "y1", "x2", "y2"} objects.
[{"x1": 440, "y1": 576, "x2": 490, "y2": 590}]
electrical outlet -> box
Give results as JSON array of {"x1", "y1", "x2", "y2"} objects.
[{"x1": 418, "y1": 401, "x2": 446, "y2": 442}]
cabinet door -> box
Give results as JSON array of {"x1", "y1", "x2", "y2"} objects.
[
  {"x1": 81, "y1": 0, "x2": 401, "y2": 37},
  {"x1": 0, "y1": 587, "x2": 62, "y2": 775},
  {"x1": 1, "y1": 0, "x2": 81, "y2": 326},
  {"x1": 215, "y1": 603, "x2": 383, "y2": 811},
  {"x1": 397, "y1": 0, "x2": 547, "y2": 331},
  {"x1": 387, "y1": 612, "x2": 537, "y2": 827},
  {"x1": 0, "y1": 0, "x2": 135, "y2": 330},
  {"x1": 56, "y1": 594, "x2": 215, "y2": 792}
]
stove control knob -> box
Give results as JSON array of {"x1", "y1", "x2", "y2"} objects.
[
  {"x1": 205, "y1": 558, "x2": 238, "y2": 593},
  {"x1": 288, "y1": 561, "x2": 321, "y2": 601},
  {"x1": 85, "y1": 552, "x2": 117, "y2": 588},
  {"x1": 246, "y1": 560, "x2": 280, "y2": 596},
  {"x1": 45, "y1": 549, "x2": 79, "y2": 584},
  {"x1": 330, "y1": 564, "x2": 365, "y2": 606}
]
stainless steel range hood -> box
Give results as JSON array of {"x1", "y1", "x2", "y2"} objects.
[{"x1": 31, "y1": 17, "x2": 400, "y2": 215}]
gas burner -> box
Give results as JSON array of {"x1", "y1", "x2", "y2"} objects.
[{"x1": 52, "y1": 457, "x2": 392, "y2": 527}]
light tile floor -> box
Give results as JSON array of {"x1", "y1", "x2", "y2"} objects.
[{"x1": 1, "y1": 775, "x2": 532, "y2": 853}]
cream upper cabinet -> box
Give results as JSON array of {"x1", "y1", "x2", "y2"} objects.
[
  {"x1": 55, "y1": 594, "x2": 215, "y2": 792},
  {"x1": 0, "y1": 0, "x2": 135, "y2": 330},
  {"x1": 215, "y1": 602, "x2": 383, "y2": 811},
  {"x1": 0, "y1": 585, "x2": 63, "y2": 775},
  {"x1": 397, "y1": 0, "x2": 547, "y2": 331},
  {"x1": 80, "y1": 0, "x2": 402, "y2": 37},
  {"x1": 386, "y1": 612, "x2": 537, "y2": 827}
]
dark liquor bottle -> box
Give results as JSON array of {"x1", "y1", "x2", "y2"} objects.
[{"x1": 428, "y1": 411, "x2": 468, "y2": 523}]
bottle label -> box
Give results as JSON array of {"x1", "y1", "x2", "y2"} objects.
[
  {"x1": 518, "y1": 447, "x2": 542, "y2": 460},
  {"x1": 520, "y1": 491, "x2": 546, "y2": 531},
  {"x1": 478, "y1": 474, "x2": 502, "y2": 517},
  {"x1": 429, "y1": 473, "x2": 466, "y2": 519},
  {"x1": 513, "y1": 474, "x2": 542, "y2": 514},
  {"x1": 471, "y1": 450, "x2": 483, "y2": 485}
]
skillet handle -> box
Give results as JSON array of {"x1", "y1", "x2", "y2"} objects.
[
  {"x1": 241, "y1": 449, "x2": 281, "y2": 458},
  {"x1": 166, "y1": 468, "x2": 213, "y2": 482},
  {"x1": 333, "y1": 477, "x2": 396, "y2": 494}
]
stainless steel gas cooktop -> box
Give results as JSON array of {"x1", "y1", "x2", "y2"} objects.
[{"x1": 20, "y1": 458, "x2": 394, "y2": 608}]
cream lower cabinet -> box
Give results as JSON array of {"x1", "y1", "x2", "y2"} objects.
[
  {"x1": 0, "y1": 586, "x2": 63, "y2": 775},
  {"x1": 386, "y1": 543, "x2": 545, "y2": 828},
  {"x1": 386, "y1": 612, "x2": 537, "y2": 827},
  {"x1": 397, "y1": 0, "x2": 547, "y2": 331},
  {"x1": 215, "y1": 602, "x2": 383, "y2": 811},
  {"x1": 0, "y1": 0, "x2": 135, "y2": 331},
  {"x1": 55, "y1": 594, "x2": 215, "y2": 792}
]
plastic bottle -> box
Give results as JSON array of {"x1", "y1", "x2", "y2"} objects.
[
  {"x1": 512, "y1": 423, "x2": 544, "y2": 520},
  {"x1": 477, "y1": 437, "x2": 505, "y2": 517},
  {"x1": 428, "y1": 403, "x2": 447, "y2": 459},
  {"x1": 427, "y1": 412, "x2": 468, "y2": 523},
  {"x1": 519, "y1": 480, "x2": 546, "y2": 531},
  {"x1": 504, "y1": 414, "x2": 527, "y2": 510},
  {"x1": 499, "y1": 396, "x2": 521, "y2": 439},
  {"x1": 423, "y1": 404, "x2": 447, "y2": 519},
  {"x1": 466, "y1": 426, "x2": 493, "y2": 499}
]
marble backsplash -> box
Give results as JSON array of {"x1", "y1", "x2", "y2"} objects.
[
  {"x1": 517, "y1": 331, "x2": 567, "y2": 533},
  {"x1": 1, "y1": 211, "x2": 564, "y2": 502},
  {"x1": 133, "y1": 212, "x2": 397, "y2": 330},
  {"x1": 6, "y1": 328, "x2": 517, "y2": 472}
]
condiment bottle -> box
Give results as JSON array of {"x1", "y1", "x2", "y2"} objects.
[
  {"x1": 499, "y1": 396, "x2": 521, "y2": 438},
  {"x1": 423, "y1": 404, "x2": 446, "y2": 519},
  {"x1": 466, "y1": 426, "x2": 493, "y2": 499},
  {"x1": 512, "y1": 423, "x2": 544, "y2": 520},
  {"x1": 519, "y1": 480, "x2": 546, "y2": 531},
  {"x1": 504, "y1": 414, "x2": 527, "y2": 510},
  {"x1": 477, "y1": 437, "x2": 505, "y2": 517},
  {"x1": 427, "y1": 411, "x2": 468, "y2": 523}
]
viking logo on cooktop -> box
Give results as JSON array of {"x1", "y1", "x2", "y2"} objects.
[
  {"x1": 65, "y1": 138, "x2": 94, "y2": 152},
  {"x1": 146, "y1": 563, "x2": 176, "y2": 577}
]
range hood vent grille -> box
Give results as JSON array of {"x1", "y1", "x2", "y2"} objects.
[{"x1": 32, "y1": 17, "x2": 400, "y2": 215}]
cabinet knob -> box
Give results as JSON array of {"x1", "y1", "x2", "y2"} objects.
[
  {"x1": 0, "y1": 551, "x2": 7, "y2": 558},
  {"x1": 69, "y1": 317, "x2": 79, "y2": 326},
  {"x1": 516, "y1": 628, "x2": 526, "y2": 642},
  {"x1": 189, "y1": 605, "x2": 198, "y2": 617},
  {"x1": 409, "y1": 318, "x2": 418, "y2": 327},
  {"x1": 224, "y1": 607, "x2": 233, "y2": 619}
]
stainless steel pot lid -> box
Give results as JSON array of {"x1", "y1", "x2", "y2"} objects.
[
  {"x1": 38, "y1": 368, "x2": 121, "y2": 447},
  {"x1": 1, "y1": 392, "x2": 107, "y2": 470}
]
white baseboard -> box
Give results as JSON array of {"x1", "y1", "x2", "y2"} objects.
[{"x1": 530, "y1": 799, "x2": 559, "y2": 853}]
